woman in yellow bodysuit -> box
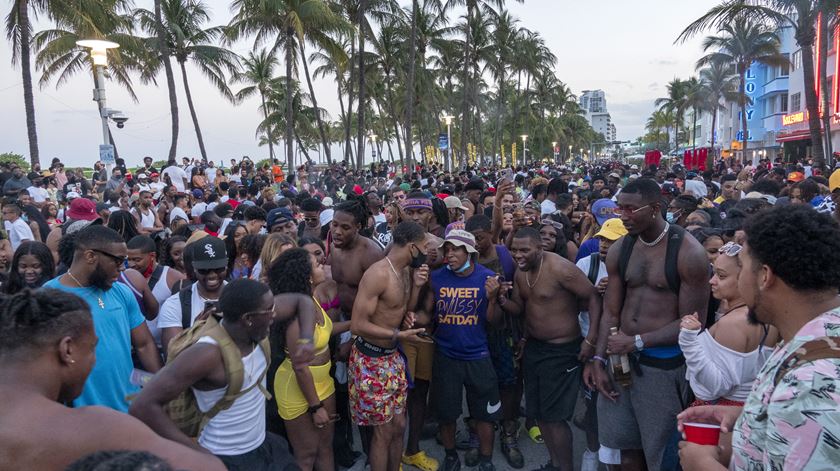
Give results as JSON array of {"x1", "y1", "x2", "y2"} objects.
[{"x1": 267, "y1": 248, "x2": 337, "y2": 471}]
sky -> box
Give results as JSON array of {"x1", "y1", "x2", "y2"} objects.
[{"x1": 0, "y1": 0, "x2": 721, "y2": 168}]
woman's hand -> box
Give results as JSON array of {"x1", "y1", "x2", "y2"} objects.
[
  {"x1": 312, "y1": 407, "x2": 330, "y2": 429},
  {"x1": 680, "y1": 312, "x2": 702, "y2": 331}
]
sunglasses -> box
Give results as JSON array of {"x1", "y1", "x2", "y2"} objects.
[
  {"x1": 613, "y1": 204, "x2": 650, "y2": 215},
  {"x1": 244, "y1": 304, "x2": 276, "y2": 319},
  {"x1": 196, "y1": 267, "x2": 227, "y2": 275},
  {"x1": 540, "y1": 219, "x2": 564, "y2": 232},
  {"x1": 92, "y1": 249, "x2": 128, "y2": 266},
  {"x1": 718, "y1": 241, "x2": 742, "y2": 256}
]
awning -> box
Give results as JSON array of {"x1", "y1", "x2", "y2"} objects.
[{"x1": 776, "y1": 130, "x2": 812, "y2": 143}]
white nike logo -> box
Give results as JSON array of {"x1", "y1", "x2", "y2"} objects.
[
  {"x1": 486, "y1": 401, "x2": 501, "y2": 414},
  {"x1": 566, "y1": 366, "x2": 580, "y2": 373}
]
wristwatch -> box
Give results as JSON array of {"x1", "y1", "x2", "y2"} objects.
[
  {"x1": 634, "y1": 334, "x2": 645, "y2": 351},
  {"x1": 307, "y1": 402, "x2": 324, "y2": 415}
]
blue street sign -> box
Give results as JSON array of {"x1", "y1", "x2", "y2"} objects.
[
  {"x1": 99, "y1": 144, "x2": 115, "y2": 165},
  {"x1": 438, "y1": 133, "x2": 449, "y2": 150}
]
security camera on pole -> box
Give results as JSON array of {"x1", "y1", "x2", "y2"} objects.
[{"x1": 77, "y1": 39, "x2": 121, "y2": 179}]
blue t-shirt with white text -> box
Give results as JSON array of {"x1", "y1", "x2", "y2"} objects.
[{"x1": 431, "y1": 263, "x2": 495, "y2": 361}]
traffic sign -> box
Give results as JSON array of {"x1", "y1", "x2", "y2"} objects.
[
  {"x1": 99, "y1": 144, "x2": 115, "y2": 165},
  {"x1": 438, "y1": 133, "x2": 449, "y2": 150}
]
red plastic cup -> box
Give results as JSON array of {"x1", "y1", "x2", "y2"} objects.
[{"x1": 683, "y1": 422, "x2": 721, "y2": 446}]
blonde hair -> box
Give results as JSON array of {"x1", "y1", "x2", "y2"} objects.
[{"x1": 259, "y1": 233, "x2": 297, "y2": 277}]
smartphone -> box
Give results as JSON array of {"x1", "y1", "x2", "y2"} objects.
[
  {"x1": 417, "y1": 332, "x2": 435, "y2": 342},
  {"x1": 499, "y1": 168, "x2": 514, "y2": 184}
]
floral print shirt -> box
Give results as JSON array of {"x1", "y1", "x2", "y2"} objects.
[{"x1": 730, "y1": 308, "x2": 840, "y2": 470}]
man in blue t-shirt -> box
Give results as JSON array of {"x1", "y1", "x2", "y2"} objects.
[
  {"x1": 44, "y1": 225, "x2": 161, "y2": 412},
  {"x1": 410, "y1": 229, "x2": 502, "y2": 471}
]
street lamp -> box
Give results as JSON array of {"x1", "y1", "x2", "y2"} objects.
[
  {"x1": 552, "y1": 141, "x2": 558, "y2": 165},
  {"x1": 77, "y1": 39, "x2": 119, "y2": 179},
  {"x1": 370, "y1": 133, "x2": 378, "y2": 163},
  {"x1": 568, "y1": 145, "x2": 572, "y2": 163},
  {"x1": 442, "y1": 115, "x2": 454, "y2": 173},
  {"x1": 520, "y1": 135, "x2": 528, "y2": 166},
  {"x1": 580, "y1": 148, "x2": 584, "y2": 161}
]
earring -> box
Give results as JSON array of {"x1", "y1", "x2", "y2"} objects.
[
  {"x1": 69, "y1": 359, "x2": 76, "y2": 364},
  {"x1": 247, "y1": 322, "x2": 253, "y2": 327}
]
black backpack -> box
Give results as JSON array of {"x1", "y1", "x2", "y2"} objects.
[
  {"x1": 617, "y1": 224, "x2": 685, "y2": 294},
  {"x1": 179, "y1": 286, "x2": 193, "y2": 329},
  {"x1": 586, "y1": 252, "x2": 601, "y2": 285},
  {"x1": 148, "y1": 265, "x2": 165, "y2": 291}
]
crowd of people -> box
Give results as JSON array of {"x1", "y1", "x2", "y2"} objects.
[{"x1": 0, "y1": 152, "x2": 839, "y2": 471}]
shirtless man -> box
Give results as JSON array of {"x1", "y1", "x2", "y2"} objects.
[
  {"x1": 328, "y1": 197, "x2": 384, "y2": 464},
  {"x1": 350, "y1": 221, "x2": 431, "y2": 471},
  {"x1": 0, "y1": 288, "x2": 224, "y2": 471},
  {"x1": 398, "y1": 191, "x2": 444, "y2": 471},
  {"x1": 499, "y1": 227, "x2": 602, "y2": 471},
  {"x1": 585, "y1": 178, "x2": 709, "y2": 471}
]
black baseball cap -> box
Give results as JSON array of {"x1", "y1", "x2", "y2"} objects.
[{"x1": 190, "y1": 236, "x2": 228, "y2": 269}]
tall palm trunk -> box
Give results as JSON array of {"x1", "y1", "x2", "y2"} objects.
[
  {"x1": 459, "y1": 2, "x2": 475, "y2": 169},
  {"x1": 178, "y1": 60, "x2": 208, "y2": 162},
  {"x1": 799, "y1": 33, "x2": 826, "y2": 166},
  {"x1": 154, "y1": 0, "x2": 178, "y2": 162},
  {"x1": 692, "y1": 108, "x2": 697, "y2": 152},
  {"x1": 710, "y1": 105, "x2": 718, "y2": 164},
  {"x1": 355, "y1": 0, "x2": 368, "y2": 170},
  {"x1": 492, "y1": 80, "x2": 504, "y2": 166},
  {"x1": 403, "y1": 0, "x2": 419, "y2": 173},
  {"x1": 345, "y1": 39, "x2": 356, "y2": 163},
  {"x1": 285, "y1": 31, "x2": 295, "y2": 175},
  {"x1": 260, "y1": 91, "x2": 274, "y2": 161},
  {"x1": 18, "y1": 0, "x2": 39, "y2": 167},
  {"x1": 737, "y1": 66, "x2": 748, "y2": 162},
  {"x1": 300, "y1": 42, "x2": 332, "y2": 164},
  {"x1": 383, "y1": 71, "x2": 404, "y2": 163}
]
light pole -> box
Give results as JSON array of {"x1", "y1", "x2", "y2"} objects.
[
  {"x1": 580, "y1": 148, "x2": 584, "y2": 162},
  {"x1": 520, "y1": 135, "x2": 528, "y2": 166},
  {"x1": 442, "y1": 115, "x2": 454, "y2": 173},
  {"x1": 77, "y1": 39, "x2": 120, "y2": 180},
  {"x1": 370, "y1": 133, "x2": 378, "y2": 163},
  {"x1": 552, "y1": 141, "x2": 558, "y2": 165},
  {"x1": 568, "y1": 145, "x2": 572, "y2": 164}
]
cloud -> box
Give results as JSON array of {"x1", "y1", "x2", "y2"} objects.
[
  {"x1": 648, "y1": 82, "x2": 660, "y2": 91},
  {"x1": 608, "y1": 100, "x2": 659, "y2": 139},
  {"x1": 650, "y1": 59, "x2": 678, "y2": 66}
]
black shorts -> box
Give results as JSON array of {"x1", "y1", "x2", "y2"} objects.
[
  {"x1": 431, "y1": 351, "x2": 501, "y2": 422},
  {"x1": 523, "y1": 337, "x2": 582, "y2": 423}
]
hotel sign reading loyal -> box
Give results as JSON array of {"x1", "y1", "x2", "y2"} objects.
[{"x1": 782, "y1": 111, "x2": 806, "y2": 126}]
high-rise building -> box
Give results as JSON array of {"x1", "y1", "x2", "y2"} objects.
[{"x1": 579, "y1": 90, "x2": 616, "y2": 143}]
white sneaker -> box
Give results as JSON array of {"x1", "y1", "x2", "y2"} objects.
[{"x1": 581, "y1": 450, "x2": 599, "y2": 471}]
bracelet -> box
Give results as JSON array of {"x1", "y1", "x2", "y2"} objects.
[
  {"x1": 296, "y1": 338, "x2": 313, "y2": 345},
  {"x1": 584, "y1": 338, "x2": 596, "y2": 348},
  {"x1": 307, "y1": 402, "x2": 324, "y2": 414},
  {"x1": 592, "y1": 355, "x2": 608, "y2": 366}
]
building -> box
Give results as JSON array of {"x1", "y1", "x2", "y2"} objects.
[{"x1": 579, "y1": 89, "x2": 617, "y2": 143}]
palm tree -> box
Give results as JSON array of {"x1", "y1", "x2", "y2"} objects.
[
  {"x1": 5, "y1": 0, "x2": 46, "y2": 166},
  {"x1": 683, "y1": 77, "x2": 706, "y2": 152},
  {"x1": 698, "y1": 61, "x2": 739, "y2": 159},
  {"x1": 646, "y1": 108, "x2": 676, "y2": 151},
  {"x1": 139, "y1": 0, "x2": 239, "y2": 163},
  {"x1": 655, "y1": 78, "x2": 690, "y2": 153},
  {"x1": 694, "y1": 18, "x2": 785, "y2": 160},
  {"x1": 232, "y1": 49, "x2": 280, "y2": 161},
  {"x1": 229, "y1": 0, "x2": 347, "y2": 173},
  {"x1": 151, "y1": 0, "x2": 179, "y2": 162},
  {"x1": 678, "y1": 0, "x2": 823, "y2": 164}
]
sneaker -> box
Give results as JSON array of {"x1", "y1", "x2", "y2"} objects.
[
  {"x1": 443, "y1": 454, "x2": 461, "y2": 471},
  {"x1": 581, "y1": 450, "x2": 598, "y2": 471},
  {"x1": 527, "y1": 425, "x2": 543, "y2": 444},
  {"x1": 501, "y1": 433, "x2": 524, "y2": 469},
  {"x1": 402, "y1": 451, "x2": 440, "y2": 471},
  {"x1": 478, "y1": 461, "x2": 495, "y2": 471},
  {"x1": 464, "y1": 446, "x2": 479, "y2": 468}
]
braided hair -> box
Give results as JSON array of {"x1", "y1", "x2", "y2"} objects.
[
  {"x1": 334, "y1": 194, "x2": 372, "y2": 228},
  {"x1": 0, "y1": 288, "x2": 91, "y2": 357}
]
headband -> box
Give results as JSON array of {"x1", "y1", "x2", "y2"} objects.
[{"x1": 401, "y1": 198, "x2": 433, "y2": 211}]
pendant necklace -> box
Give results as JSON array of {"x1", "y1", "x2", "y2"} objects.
[
  {"x1": 386, "y1": 256, "x2": 409, "y2": 299},
  {"x1": 68, "y1": 271, "x2": 105, "y2": 309}
]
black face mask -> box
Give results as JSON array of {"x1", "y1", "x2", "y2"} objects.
[{"x1": 409, "y1": 245, "x2": 427, "y2": 269}]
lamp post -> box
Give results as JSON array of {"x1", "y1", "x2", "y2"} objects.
[
  {"x1": 77, "y1": 39, "x2": 119, "y2": 179},
  {"x1": 442, "y1": 115, "x2": 454, "y2": 173},
  {"x1": 552, "y1": 141, "x2": 558, "y2": 165},
  {"x1": 520, "y1": 135, "x2": 528, "y2": 166},
  {"x1": 568, "y1": 145, "x2": 572, "y2": 163},
  {"x1": 580, "y1": 148, "x2": 584, "y2": 162},
  {"x1": 370, "y1": 133, "x2": 378, "y2": 163}
]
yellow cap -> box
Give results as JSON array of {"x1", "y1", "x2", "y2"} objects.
[
  {"x1": 594, "y1": 218, "x2": 628, "y2": 241},
  {"x1": 830, "y1": 169, "x2": 840, "y2": 192}
]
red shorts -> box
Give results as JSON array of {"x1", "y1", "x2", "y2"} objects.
[{"x1": 348, "y1": 339, "x2": 407, "y2": 426}]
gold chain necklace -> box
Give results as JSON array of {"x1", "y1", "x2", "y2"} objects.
[
  {"x1": 385, "y1": 256, "x2": 409, "y2": 300},
  {"x1": 526, "y1": 255, "x2": 544, "y2": 289},
  {"x1": 68, "y1": 271, "x2": 105, "y2": 309}
]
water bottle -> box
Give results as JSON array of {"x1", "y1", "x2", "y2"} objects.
[{"x1": 609, "y1": 327, "x2": 633, "y2": 387}]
